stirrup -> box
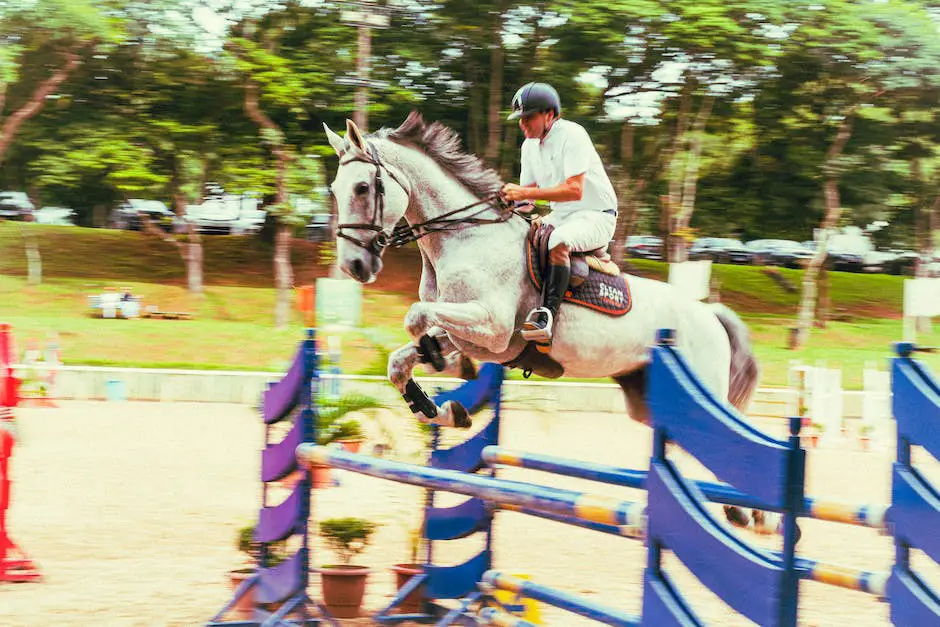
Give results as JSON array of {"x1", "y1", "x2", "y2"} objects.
[{"x1": 521, "y1": 307, "x2": 553, "y2": 342}]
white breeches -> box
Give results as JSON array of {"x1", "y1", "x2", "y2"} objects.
[{"x1": 543, "y1": 210, "x2": 617, "y2": 252}]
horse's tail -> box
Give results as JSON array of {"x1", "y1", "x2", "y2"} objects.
[{"x1": 710, "y1": 303, "x2": 759, "y2": 411}]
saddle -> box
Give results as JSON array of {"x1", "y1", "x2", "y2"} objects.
[
  {"x1": 501, "y1": 220, "x2": 633, "y2": 381},
  {"x1": 525, "y1": 220, "x2": 632, "y2": 317}
]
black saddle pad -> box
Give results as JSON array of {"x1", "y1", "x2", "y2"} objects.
[{"x1": 525, "y1": 222, "x2": 632, "y2": 317}]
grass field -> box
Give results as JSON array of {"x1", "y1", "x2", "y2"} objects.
[{"x1": 2, "y1": 221, "x2": 938, "y2": 388}]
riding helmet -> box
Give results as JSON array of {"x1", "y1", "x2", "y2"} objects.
[{"x1": 507, "y1": 82, "x2": 561, "y2": 120}]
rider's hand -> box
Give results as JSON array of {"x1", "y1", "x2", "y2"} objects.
[{"x1": 501, "y1": 183, "x2": 533, "y2": 203}]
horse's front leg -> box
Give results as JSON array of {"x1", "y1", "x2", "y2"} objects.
[
  {"x1": 388, "y1": 330, "x2": 473, "y2": 428},
  {"x1": 404, "y1": 300, "x2": 515, "y2": 355}
]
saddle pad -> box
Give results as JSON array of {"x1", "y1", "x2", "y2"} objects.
[{"x1": 526, "y1": 223, "x2": 632, "y2": 317}]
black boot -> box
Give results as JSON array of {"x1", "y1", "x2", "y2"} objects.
[{"x1": 521, "y1": 263, "x2": 570, "y2": 348}]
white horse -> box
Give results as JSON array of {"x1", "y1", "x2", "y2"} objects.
[{"x1": 323, "y1": 112, "x2": 759, "y2": 434}]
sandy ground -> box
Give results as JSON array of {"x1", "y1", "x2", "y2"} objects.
[{"x1": 2, "y1": 400, "x2": 937, "y2": 626}]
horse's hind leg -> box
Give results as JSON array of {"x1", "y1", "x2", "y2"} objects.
[
  {"x1": 613, "y1": 369, "x2": 650, "y2": 426},
  {"x1": 388, "y1": 330, "x2": 473, "y2": 429}
]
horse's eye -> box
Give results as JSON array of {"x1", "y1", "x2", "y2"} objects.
[{"x1": 354, "y1": 182, "x2": 370, "y2": 196}]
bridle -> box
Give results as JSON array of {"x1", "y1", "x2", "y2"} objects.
[{"x1": 334, "y1": 141, "x2": 525, "y2": 258}]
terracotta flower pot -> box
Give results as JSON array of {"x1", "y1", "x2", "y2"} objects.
[
  {"x1": 338, "y1": 439, "x2": 363, "y2": 454},
  {"x1": 391, "y1": 563, "x2": 426, "y2": 614},
  {"x1": 318, "y1": 565, "x2": 371, "y2": 618},
  {"x1": 228, "y1": 568, "x2": 256, "y2": 620},
  {"x1": 309, "y1": 463, "x2": 333, "y2": 489}
]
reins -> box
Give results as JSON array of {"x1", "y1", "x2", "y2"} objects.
[{"x1": 335, "y1": 141, "x2": 527, "y2": 255}]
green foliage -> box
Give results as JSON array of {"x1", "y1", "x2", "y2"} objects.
[
  {"x1": 236, "y1": 523, "x2": 289, "y2": 566},
  {"x1": 318, "y1": 517, "x2": 378, "y2": 565},
  {"x1": 317, "y1": 393, "x2": 387, "y2": 445}
]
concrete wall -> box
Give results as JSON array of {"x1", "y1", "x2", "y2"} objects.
[{"x1": 42, "y1": 365, "x2": 872, "y2": 419}]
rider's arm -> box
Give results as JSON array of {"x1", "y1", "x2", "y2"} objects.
[{"x1": 519, "y1": 173, "x2": 585, "y2": 202}]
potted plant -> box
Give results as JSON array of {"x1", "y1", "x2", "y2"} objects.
[
  {"x1": 227, "y1": 524, "x2": 288, "y2": 620},
  {"x1": 332, "y1": 418, "x2": 365, "y2": 453},
  {"x1": 390, "y1": 521, "x2": 427, "y2": 615},
  {"x1": 304, "y1": 393, "x2": 388, "y2": 488},
  {"x1": 317, "y1": 517, "x2": 378, "y2": 618}
]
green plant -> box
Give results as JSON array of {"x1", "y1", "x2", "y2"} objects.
[
  {"x1": 331, "y1": 419, "x2": 363, "y2": 441},
  {"x1": 317, "y1": 393, "x2": 386, "y2": 445},
  {"x1": 811, "y1": 422, "x2": 825, "y2": 433},
  {"x1": 236, "y1": 523, "x2": 289, "y2": 567},
  {"x1": 859, "y1": 424, "x2": 874, "y2": 437},
  {"x1": 319, "y1": 517, "x2": 378, "y2": 566}
]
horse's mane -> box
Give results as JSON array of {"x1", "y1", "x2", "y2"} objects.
[{"x1": 373, "y1": 111, "x2": 504, "y2": 198}]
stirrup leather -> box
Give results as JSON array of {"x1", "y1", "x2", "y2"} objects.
[{"x1": 521, "y1": 307, "x2": 553, "y2": 342}]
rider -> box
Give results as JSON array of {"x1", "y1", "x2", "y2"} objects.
[{"x1": 501, "y1": 82, "x2": 618, "y2": 349}]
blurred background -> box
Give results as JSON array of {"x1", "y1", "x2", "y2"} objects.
[{"x1": 1, "y1": 1, "x2": 940, "y2": 339}]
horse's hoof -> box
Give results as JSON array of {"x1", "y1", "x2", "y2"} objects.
[
  {"x1": 724, "y1": 505, "x2": 750, "y2": 529},
  {"x1": 443, "y1": 400, "x2": 472, "y2": 429}
]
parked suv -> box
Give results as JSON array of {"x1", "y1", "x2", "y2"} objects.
[
  {"x1": 626, "y1": 235, "x2": 663, "y2": 260},
  {"x1": 110, "y1": 199, "x2": 176, "y2": 232},
  {"x1": 0, "y1": 191, "x2": 35, "y2": 221},
  {"x1": 689, "y1": 238, "x2": 754, "y2": 264}
]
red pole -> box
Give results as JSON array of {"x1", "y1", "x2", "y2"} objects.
[{"x1": 0, "y1": 323, "x2": 18, "y2": 409}]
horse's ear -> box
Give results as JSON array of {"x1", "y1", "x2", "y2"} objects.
[
  {"x1": 399, "y1": 110, "x2": 424, "y2": 131},
  {"x1": 323, "y1": 123, "x2": 346, "y2": 157},
  {"x1": 345, "y1": 119, "x2": 368, "y2": 154}
]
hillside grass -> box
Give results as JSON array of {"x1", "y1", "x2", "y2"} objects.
[{"x1": 2, "y1": 222, "x2": 937, "y2": 388}]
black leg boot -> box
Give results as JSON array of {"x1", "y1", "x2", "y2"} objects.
[{"x1": 521, "y1": 263, "x2": 570, "y2": 350}]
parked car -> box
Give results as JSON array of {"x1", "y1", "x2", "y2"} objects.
[
  {"x1": 745, "y1": 239, "x2": 800, "y2": 265},
  {"x1": 32, "y1": 206, "x2": 76, "y2": 226},
  {"x1": 0, "y1": 191, "x2": 35, "y2": 221},
  {"x1": 306, "y1": 214, "x2": 333, "y2": 243},
  {"x1": 689, "y1": 237, "x2": 754, "y2": 264},
  {"x1": 110, "y1": 199, "x2": 176, "y2": 232},
  {"x1": 879, "y1": 249, "x2": 919, "y2": 276},
  {"x1": 765, "y1": 241, "x2": 814, "y2": 268},
  {"x1": 184, "y1": 197, "x2": 240, "y2": 235},
  {"x1": 801, "y1": 240, "x2": 883, "y2": 273},
  {"x1": 231, "y1": 206, "x2": 267, "y2": 235},
  {"x1": 626, "y1": 235, "x2": 663, "y2": 260}
]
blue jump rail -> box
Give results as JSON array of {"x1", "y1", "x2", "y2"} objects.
[
  {"x1": 482, "y1": 446, "x2": 889, "y2": 529},
  {"x1": 295, "y1": 446, "x2": 646, "y2": 530}
]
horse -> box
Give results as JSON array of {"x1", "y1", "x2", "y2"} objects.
[
  {"x1": 323, "y1": 111, "x2": 765, "y2": 530},
  {"x1": 324, "y1": 111, "x2": 758, "y2": 431}
]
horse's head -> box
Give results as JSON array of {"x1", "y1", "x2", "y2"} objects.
[{"x1": 323, "y1": 119, "x2": 410, "y2": 284}]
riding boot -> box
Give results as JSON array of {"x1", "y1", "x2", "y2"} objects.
[{"x1": 521, "y1": 263, "x2": 570, "y2": 349}]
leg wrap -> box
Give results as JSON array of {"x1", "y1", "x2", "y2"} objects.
[
  {"x1": 402, "y1": 379, "x2": 438, "y2": 418},
  {"x1": 416, "y1": 334, "x2": 446, "y2": 372}
]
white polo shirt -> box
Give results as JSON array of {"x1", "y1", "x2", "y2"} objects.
[{"x1": 519, "y1": 118, "x2": 617, "y2": 215}]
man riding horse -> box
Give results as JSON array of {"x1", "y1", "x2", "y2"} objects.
[{"x1": 500, "y1": 82, "x2": 619, "y2": 352}]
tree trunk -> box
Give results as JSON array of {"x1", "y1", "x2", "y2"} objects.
[
  {"x1": 0, "y1": 51, "x2": 81, "y2": 164},
  {"x1": 483, "y1": 5, "x2": 505, "y2": 168},
  {"x1": 794, "y1": 113, "x2": 855, "y2": 348},
  {"x1": 499, "y1": 122, "x2": 518, "y2": 181},
  {"x1": 244, "y1": 80, "x2": 294, "y2": 328},
  {"x1": 814, "y1": 263, "x2": 829, "y2": 328},
  {"x1": 666, "y1": 87, "x2": 693, "y2": 263},
  {"x1": 274, "y1": 222, "x2": 294, "y2": 327},
  {"x1": 171, "y1": 182, "x2": 204, "y2": 295},
  {"x1": 25, "y1": 234, "x2": 41, "y2": 286},
  {"x1": 669, "y1": 95, "x2": 713, "y2": 263},
  {"x1": 610, "y1": 123, "x2": 650, "y2": 268}
]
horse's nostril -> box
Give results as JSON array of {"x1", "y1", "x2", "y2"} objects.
[{"x1": 351, "y1": 258, "x2": 366, "y2": 280}]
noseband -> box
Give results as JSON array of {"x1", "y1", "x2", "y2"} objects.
[
  {"x1": 335, "y1": 143, "x2": 403, "y2": 256},
  {"x1": 335, "y1": 141, "x2": 524, "y2": 258}
]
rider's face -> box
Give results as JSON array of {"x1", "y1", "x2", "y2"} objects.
[{"x1": 519, "y1": 111, "x2": 553, "y2": 139}]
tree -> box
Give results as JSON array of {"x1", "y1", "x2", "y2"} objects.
[
  {"x1": 788, "y1": 0, "x2": 940, "y2": 347},
  {"x1": 0, "y1": 0, "x2": 121, "y2": 165}
]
